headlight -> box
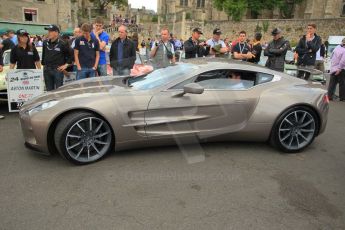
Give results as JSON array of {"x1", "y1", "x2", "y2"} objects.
[{"x1": 28, "y1": 100, "x2": 59, "y2": 116}]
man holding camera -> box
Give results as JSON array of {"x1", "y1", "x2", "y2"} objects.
[
  {"x1": 184, "y1": 28, "x2": 210, "y2": 59},
  {"x1": 206, "y1": 28, "x2": 229, "y2": 58},
  {"x1": 150, "y1": 28, "x2": 175, "y2": 69}
]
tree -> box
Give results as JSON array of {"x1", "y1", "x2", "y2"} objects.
[
  {"x1": 213, "y1": 0, "x2": 304, "y2": 21},
  {"x1": 213, "y1": 0, "x2": 247, "y2": 21},
  {"x1": 89, "y1": 0, "x2": 128, "y2": 15}
]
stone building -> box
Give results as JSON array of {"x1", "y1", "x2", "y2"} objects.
[
  {"x1": 0, "y1": 0, "x2": 75, "y2": 31},
  {"x1": 156, "y1": 0, "x2": 345, "y2": 40},
  {"x1": 158, "y1": 0, "x2": 345, "y2": 21}
]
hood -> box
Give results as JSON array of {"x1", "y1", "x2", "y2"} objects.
[{"x1": 21, "y1": 76, "x2": 139, "y2": 110}]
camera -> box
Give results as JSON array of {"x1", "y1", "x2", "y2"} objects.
[{"x1": 166, "y1": 50, "x2": 174, "y2": 59}]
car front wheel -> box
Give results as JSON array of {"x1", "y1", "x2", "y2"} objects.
[
  {"x1": 54, "y1": 112, "x2": 113, "y2": 164},
  {"x1": 270, "y1": 107, "x2": 319, "y2": 153}
]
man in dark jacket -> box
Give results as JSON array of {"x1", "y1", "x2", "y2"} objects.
[
  {"x1": 109, "y1": 25, "x2": 136, "y2": 76},
  {"x1": 264, "y1": 28, "x2": 290, "y2": 72},
  {"x1": 42, "y1": 25, "x2": 72, "y2": 91},
  {"x1": 184, "y1": 28, "x2": 209, "y2": 59},
  {"x1": 295, "y1": 23, "x2": 321, "y2": 79}
]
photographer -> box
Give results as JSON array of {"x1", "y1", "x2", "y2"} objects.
[
  {"x1": 150, "y1": 27, "x2": 175, "y2": 69},
  {"x1": 184, "y1": 28, "x2": 210, "y2": 59},
  {"x1": 206, "y1": 28, "x2": 229, "y2": 58}
]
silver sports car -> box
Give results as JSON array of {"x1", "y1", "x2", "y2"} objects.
[{"x1": 19, "y1": 59, "x2": 329, "y2": 164}]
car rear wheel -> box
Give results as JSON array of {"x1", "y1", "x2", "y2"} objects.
[
  {"x1": 54, "y1": 112, "x2": 113, "y2": 164},
  {"x1": 270, "y1": 106, "x2": 319, "y2": 153}
]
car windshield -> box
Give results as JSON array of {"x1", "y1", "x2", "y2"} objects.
[{"x1": 129, "y1": 64, "x2": 199, "y2": 90}]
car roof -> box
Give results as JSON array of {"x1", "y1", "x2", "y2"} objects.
[{"x1": 181, "y1": 57, "x2": 281, "y2": 75}]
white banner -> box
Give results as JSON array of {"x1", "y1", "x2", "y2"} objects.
[{"x1": 6, "y1": 69, "x2": 44, "y2": 112}]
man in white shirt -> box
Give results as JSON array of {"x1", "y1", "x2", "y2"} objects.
[{"x1": 206, "y1": 29, "x2": 229, "y2": 57}]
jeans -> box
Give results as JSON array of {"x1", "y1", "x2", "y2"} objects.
[
  {"x1": 97, "y1": 64, "x2": 108, "y2": 76},
  {"x1": 328, "y1": 70, "x2": 345, "y2": 100},
  {"x1": 112, "y1": 67, "x2": 130, "y2": 76},
  {"x1": 44, "y1": 67, "x2": 64, "y2": 91},
  {"x1": 77, "y1": 68, "x2": 96, "y2": 80}
]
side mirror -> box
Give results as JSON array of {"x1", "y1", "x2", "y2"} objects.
[{"x1": 183, "y1": 83, "x2": 204, "y2": 95}]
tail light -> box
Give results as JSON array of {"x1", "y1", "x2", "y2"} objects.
[{"x1": 323, "y1": 94, "x2": 329, "y2": 104}]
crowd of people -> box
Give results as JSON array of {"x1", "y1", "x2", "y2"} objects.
[{"x1": 0, "y1": 19, "x2": 344, "y2": 105}]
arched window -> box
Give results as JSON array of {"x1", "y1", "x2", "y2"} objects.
[
  {"x1": 197, "y1": 0, "x2": 205, "y2": 8},
  {"x1": 180, "y1": 0, "x2": 188, "y2": 7}
]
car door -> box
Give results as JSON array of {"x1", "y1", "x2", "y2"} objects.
[{"x1": 144, "y1": 69, "x2": 260, "y2": 140}]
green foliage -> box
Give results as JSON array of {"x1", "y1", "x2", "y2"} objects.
[
  {"x1": 152, "y1": 15, "x2": 158, "y2": 22},
  {"x1": 213, "y1": 0, "x2": 247, "y2": 21},
  {"x1": 255, "y1": 23, "x2": 262, "y2": 32},
  {"x1": 262, "y1": 21, "x2": 269, "y2": 33},
  {"x1": 186, "y1": 12, "x2": 192, "y2": 20},
  {"x1": 289, "y1": 39, "x2": 298, "y2": 47},
  {"x1": 89, "y1": 0, "x2": 128, "y2": 14},
  {"x1": 213, "y1": 0, "x2": 304, "y2": 21}
]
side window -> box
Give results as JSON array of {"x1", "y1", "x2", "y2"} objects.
[
  {"x1": 171, "y1": 69, "x2": 258, "y2": 90},
  {"x1": 256, "y1": 72, "x2": 274, "y2": 85},
  {"x1": 171, "y1": 70, "x2": 226, "y2": 89}
]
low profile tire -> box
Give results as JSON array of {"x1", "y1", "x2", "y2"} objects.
[
  {"x1": 54, "y1": 112, "x2": 113, "y2": 165},
  {"x1": 270, "y1": 106, "x2": 319, "y2": 153}
]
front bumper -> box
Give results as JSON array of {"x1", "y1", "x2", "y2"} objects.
[
  {"x1": 24, "y1": 142, "x2": 50, "y2": 155},
  {"x1": 19, "y1": 110, "x2": 50, "y2": 154}
]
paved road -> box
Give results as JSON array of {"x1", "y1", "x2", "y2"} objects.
[{"x1": 0, "y1": 100, "x2": 344, "y2": 230}]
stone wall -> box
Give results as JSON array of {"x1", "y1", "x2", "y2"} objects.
[
  {"x1": 108, "y1": 17, "x2": 345, "y2": 45},
  {"x1": 193, "y1": 18, "x2": 345, "y2": 44},
  {"x1": 159, "y1": 18, "x2": 345, "y2": 42}
]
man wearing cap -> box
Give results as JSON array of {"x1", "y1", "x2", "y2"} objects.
[
  {"x1": 327, "y1": 38, "x2": 345, "y2": 101},
  {"x1": 9, "y1": 29, "x2": 41, "y2": 70},
  {"x1": 264, "y1": 28, "x2": 290, "y2": 72},
  {"x1": 184, "y1": 28, "x2": 210, "y2": 59},
  {"x1": 233, "y1": 31, "x2": 254, "y2": 62},
  {"x1": 42, "y1": 24, "x2": 72, "y2": 91},
  {"x1": 206, "y1": 29, "x2": 229, "y2": 57},
  {"x1": 295, "y1": 23, "x2": 321, "y2": 79}
]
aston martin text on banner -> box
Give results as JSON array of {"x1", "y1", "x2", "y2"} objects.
[{"x1": 6, "y1": 69, "x2": 44, "y2": 112}]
